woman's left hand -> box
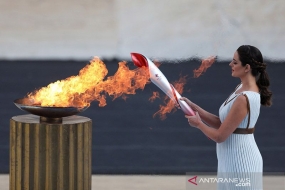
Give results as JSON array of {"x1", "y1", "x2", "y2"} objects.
[{"x1": 185, "y1": 111, "x2": 202, "y2": 128}]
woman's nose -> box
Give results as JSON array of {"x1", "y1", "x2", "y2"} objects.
[{"x1": 229, "y1": 61, "x2": 234, "y2": 67}]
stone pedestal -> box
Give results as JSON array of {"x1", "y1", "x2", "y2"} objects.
[{"x1": 10, "y1": 114, "x2": 92, "y2": 190}]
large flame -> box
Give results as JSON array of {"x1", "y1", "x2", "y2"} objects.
[{"x1": 28, "y1": 57, "x2": 150, "y2": 107}]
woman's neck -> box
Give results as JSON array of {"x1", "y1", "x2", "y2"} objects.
[{"x1": 239, "y1": 75, "x2": 258, "y2": 91}]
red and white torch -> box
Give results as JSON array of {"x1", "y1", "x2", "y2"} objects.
[{"x1": 131, "y1": 53, "x2": 195, "y2": 116}]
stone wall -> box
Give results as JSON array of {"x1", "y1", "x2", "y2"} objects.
[{"x1": 1, "y1": 0, "x2": 284, "y2": 60}]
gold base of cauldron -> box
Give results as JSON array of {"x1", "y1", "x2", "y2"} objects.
[{"x1": 10, "y1": 114, "x2": 92, "y2": 190}]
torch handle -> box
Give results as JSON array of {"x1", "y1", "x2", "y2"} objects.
[{"x1": 170, "y1": 84, "x2": 195, "y2": 116}]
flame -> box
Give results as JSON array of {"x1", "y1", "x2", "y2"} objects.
[
  {"x1": 28, "y1": 57, "x2": 150, "y2": 107},
  {"x1": 153, "y1": 75, "x2": 187, "y2": 120},
  {"x1": 152, "y1": 56, "x2": 216, "y2": 120},
  {"x1": 149, "y1": 91, "x2": 160, "y2": 102},
  {"x1": 193, "y1": 56, "x2": 216, "y2": 78}
]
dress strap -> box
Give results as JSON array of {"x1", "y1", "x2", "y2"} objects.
[
  {"x1": 223, "y1": 83, "x2": 242, "y2": 106},
  {"x1": 235, "y1": 83, "x2": 242, "y2": 91},
  {"x1": 244, "y1": 94, "x2": 251, "y2": 130},
  {"x1": 233, "y1": 93, "x2": 255, "y2": 134}
]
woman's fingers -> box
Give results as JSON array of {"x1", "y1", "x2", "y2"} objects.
[
  {"x1": 175, "y1": 103, "x2": 181, "y2": 109},
  {"x1": 180, "y1": 97, "x2": 192, "y2": 105},
  {"x1": 180, "y1": 97, "x2": 198, "y2": 112},
  {"x1": 185, "y1": 112, "x2": 201, "y2": 128},
  {"x1": 196, "y1": 111, "x2": 201, "y2": 120}
]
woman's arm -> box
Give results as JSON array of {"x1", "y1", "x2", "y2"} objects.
[
  {"x1": 180, "y1": 97, "x2": 221, "y2": 129},
  {"x1": 185, "y1": 95, "x2": 248, "y2": 143}
]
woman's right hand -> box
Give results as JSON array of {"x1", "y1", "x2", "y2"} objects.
[{"x1": 180, "y1": 97, "x2": 199, "y2": 112}]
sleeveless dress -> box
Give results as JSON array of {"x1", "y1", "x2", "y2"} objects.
[{"x1": 217, "y1": 84, "x2": 263, "y2": 190}]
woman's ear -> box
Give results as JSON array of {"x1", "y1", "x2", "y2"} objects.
[{"x1": 245, "y1": 64, "x2": 251, "y2": 73}]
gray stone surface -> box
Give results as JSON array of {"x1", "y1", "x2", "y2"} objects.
[{"x1": 0, "y1": 0, "x2": 285, "y2": 60}]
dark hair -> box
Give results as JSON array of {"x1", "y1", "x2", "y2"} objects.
[{"x1": 237, "y1": 45, "x2": 272, "y2": 106}]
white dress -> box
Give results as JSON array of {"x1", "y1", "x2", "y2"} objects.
[{"x1": 217, "y1": 84, "x2": 263, "y2": 190}]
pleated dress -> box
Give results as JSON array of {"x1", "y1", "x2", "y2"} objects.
[{"x1": 217, "y1": 84, "x2": 263, "y2": 190}]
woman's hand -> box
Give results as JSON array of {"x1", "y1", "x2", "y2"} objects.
[
  {"x1": 180, "y1": 97, "x2": 199, "y2": 112},
  {"x1": 185, "y1": 111, "x2": 202, "y2": 128}
]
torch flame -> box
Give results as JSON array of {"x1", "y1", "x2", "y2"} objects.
[
  {"x1": 193, "y1": 56, "x2": 216, "y2": 78},
  {"x1": 28, "y1": 57, "x2": 150, "y2": 107},
  {"x1": 151, "y1": 55, "x2": 216, "y2": 120},
  {"x1": 153, "y1": 75, "x2": 188, "y2": 120},
  {"x1": 149, "y1": 91, "x2": 160, "y2": 102}
]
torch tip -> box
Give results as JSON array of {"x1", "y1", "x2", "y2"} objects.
[{"x1": 130, "y1": 52, "x2": 148, "y2": 67}]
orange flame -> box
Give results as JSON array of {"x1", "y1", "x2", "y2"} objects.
[
  {"x1": 153, "y1": 75, "x2": 187, "y2": 120},
  {"x1": 193, "y1": 56, "x2": 216, "y2": 78},
  {"x1": 149, "y1": 91, "x2": 160, "y2": 102},
  {"x1": 28, "y1": 57, "x2": 150, "y2": 107}
]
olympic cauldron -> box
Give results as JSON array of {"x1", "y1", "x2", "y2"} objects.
[{"x1": 10, "y1": 98, "x2": 92, "y2": 190}]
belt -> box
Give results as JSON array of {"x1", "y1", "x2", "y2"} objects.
[{"x1": 233, "y1": 127, "x2": 255, "y2": 134}]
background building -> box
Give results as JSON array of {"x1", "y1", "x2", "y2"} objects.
[{"x1": 1, "y1": 0, "x2": 285, "y2": 60}]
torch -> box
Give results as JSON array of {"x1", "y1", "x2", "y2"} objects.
[{"x1": 131, "y1": 53, "x2": 195, "y2": 116}]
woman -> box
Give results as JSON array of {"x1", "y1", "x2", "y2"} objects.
[{"x1": 181, "y1": 45, "x2": 272, "y2": 189}]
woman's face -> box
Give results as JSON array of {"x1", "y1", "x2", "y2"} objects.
[{"x1": 229, "y1": 51, "x2": 247, "y2": 78}]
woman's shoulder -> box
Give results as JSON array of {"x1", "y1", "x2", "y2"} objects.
[
  {"x1": 233, "y1": 94, "x2": 248, "y2": 106},
  {"x1": 241, "y1": 91, "x2": 260, "y2": 97},
  {"x1": 239, "y1": 91, "x2": 261, "y2": 105}
]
